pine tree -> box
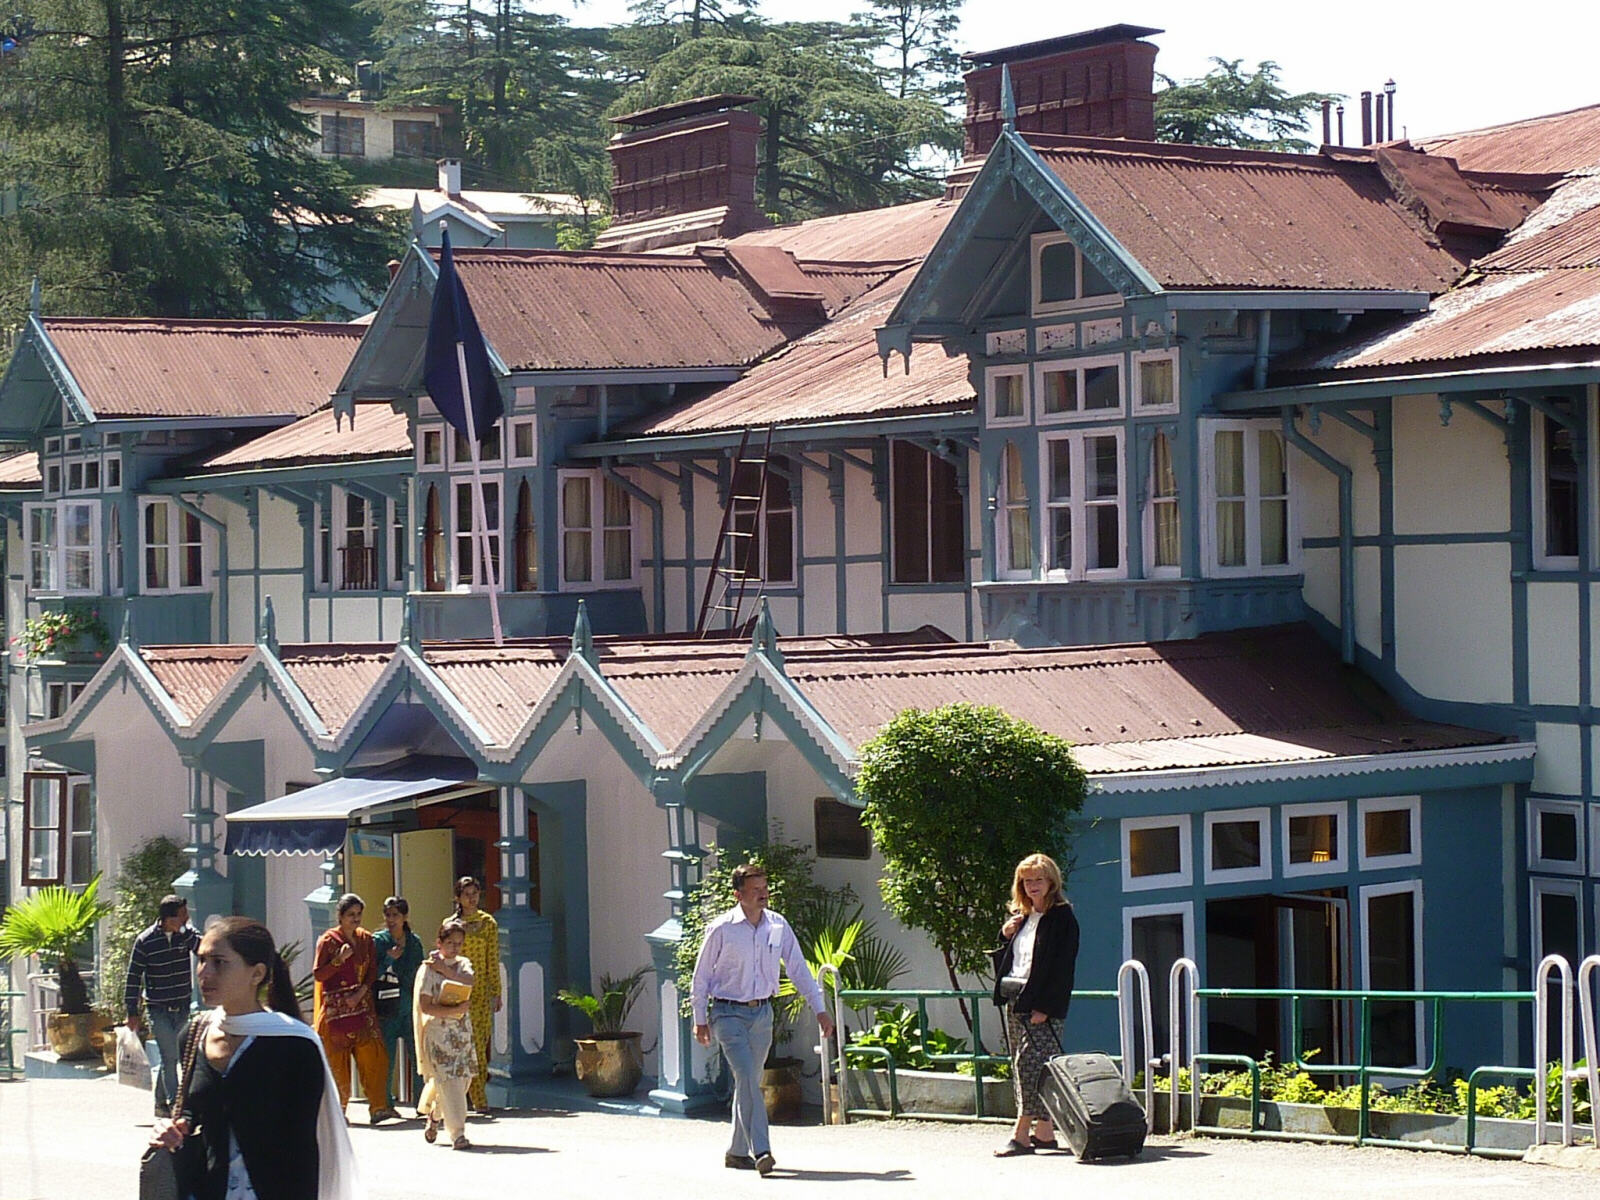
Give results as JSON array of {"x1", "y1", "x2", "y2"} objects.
[
  {"x1": 1156, "y1": 59, "x2": 1340, "y2": 153},
  {"x1": 0, "y1": 0, "x2": 402, "y2": 325}
]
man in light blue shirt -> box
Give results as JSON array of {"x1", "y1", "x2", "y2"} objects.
[{"x1": 692, "y1": 863, "x2": 836, "y2": 1176}]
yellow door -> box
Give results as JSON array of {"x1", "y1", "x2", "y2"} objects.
[
  {"x1": 395, "y1": 828, "x2": 456, "y2": 944},
  {"x1": 345, "y1": 830, "x2": 395, "y2": 931}
]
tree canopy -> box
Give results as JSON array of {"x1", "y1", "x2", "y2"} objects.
[
  {"x1": 1155, "y1": 58, "x2": 1339, "y2": 154},
  {"x1": 856, "y1": 703, "x2": 1085, "y2": 987}
]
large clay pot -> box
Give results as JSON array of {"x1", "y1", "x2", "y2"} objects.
[
  {"x1": 46, "y1": 1011, "x2": 101, "y2": 1061},
  {"x1": 574, "y1": 1032, "x2": 643, "y2": 1097},
  {"x1": 761, "y1": 1058, "x2": 804, "y2": 1122}
]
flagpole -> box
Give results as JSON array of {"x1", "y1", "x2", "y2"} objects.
[{"x1": 456, "y1": 342, "x2": 504, "y2": 646}]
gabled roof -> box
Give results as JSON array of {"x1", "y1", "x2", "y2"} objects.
[
  {"x1": 1414, "y1": 103, "x2": 1600, "y2": 175},
  {"x1": 727, "y1": 197, "x2": 953, "y2": 264},
  {"x1": 189, "y1": 402, "x2": 411, "y2": 475},
  {"x1": 1030, "y1": 137, "x2": 1538, "y2": 292},
  {"x1": 0, "y1": 450, "x2": 41, "y2": 490},
  {"x1": 39, "y1": 318, "x2": 362, "y2": 420},
  {"x1": 615, "y1": 268, "x2": 974, "y2": 438}
]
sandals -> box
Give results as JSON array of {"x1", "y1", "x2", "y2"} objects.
[
  {"x1": 993, "y1": 1138, "x2": 1034, "y2": 1157},
  {"x1": 1030, "y1": 1134, "x2": 1060, "y2": 1150},
  {"x1": 423, "y1": 1115, "x2": 438, "y2": 1144},
  {"x1": 452, "y1": 1135, "x2": 472, "y2": 1150}
]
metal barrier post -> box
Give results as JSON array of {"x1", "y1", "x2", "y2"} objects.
[
  {"x1": 1533, "y1": 954, "x2": 1574, "y2": 1147},
  {"x1": 1117, "y1": 959, "x2": 1156, "y2": 1130},
  {"x1": 818, "y1": 964, "x2": 841, "y2": 1126},
  {"x1": 1577, "y1": 955, "x2": 1600, "y2": 1147},
  {"x1": 1169, "y1": 958, "x2": 1199, "y2": 1134}
]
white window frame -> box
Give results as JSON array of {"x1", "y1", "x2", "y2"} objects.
[
  {"x1": 387, "y1": 499, "x2": 406, "y2": 589},
  {"x1": 1529, "y1": 797, "x2": 1586, "y2": 875},
  {"x1": 1121, "y1": 814, "x2": 1192, "y2": 892},
  {"x1": 24, "y1": 502, "x2": 59, "y2": 592},
  {"x1": 1532, "y1": 405, "x2": 1580, "y2": 571},
  {"x1": 315, "y1": 487, "x2": 384, "y2": 593},
  {"x1": 450, "y1": 477, "x2": 504, "y2": 592},
  {"x1": 24, "y1": 500, "x2": 102, "y2": 595},
  {"x1": 1201, "y1": 418, "x2": 1296, "y2": 576},
  {"x1": 1030, "y1": 231, "x2": 1123, "y2": 317},
  {"x1": 1359, "y1": 879, "x2": 1426, "y2": 1068},
  {"x1": 985, "y1": 364, "x2": 1029, "y2": 428},
  {"x1": 1034, "y1": 353, "x2": 1124, "y2": 424},
  {"x1": 1282, "y1": 800, "x2": 1348, "y2": 878},
  {"x1": 1530, "y1": 876, "x2": 1584, "y2": 973},
  {"x1": 104, "y1": 454, "x2": 122, "y2": 491},
  {"x1": 507, "y1": 416, "x2": 538, "y2": 466},
  {"x1": 1204, "y1": 807, "x2": 1272, "y2": 884},
  {"x1": 43, "y1": 461, "x2": 61, "y2": 495},
  {"x1": 1121, "y1": 899, "x2": 1196, "y2": 964},
  {"x1": 139, "y1": 497, "x2": 209, "y2": 593},
  {"x1": 557, "y1": 469, "x2": 637, "y2": 590},
  {"x1": 1039, "y1": 428, "x2": 1126, "y2": 581},
  {"x1": 994, "y1": 441, "x2": 1034, "y2": 581},
  {"x1": 1132, "y1": 348, "x2": 1180, "y2": 414},
  {"x1": 448, "y1": 421, "x2": 505, "y2": 470},
  {"x1": 1357, "y1": 795, "x2": 1423, "y2": 870},
  {"x1": 1144, "y1": 431, "x2": 1182, "y2": 579},
  {"x1": 106, "y1": 503, "x2": 124, "y2": 594},
  {"x1": 417, "y1": 424, "x2": 445, "y2": 469}
]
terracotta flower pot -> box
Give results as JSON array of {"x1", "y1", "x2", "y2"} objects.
[
  {"x1": 574, "y1": 1032, "x2": 643, "y2": 1097},
  {"x1": 762, "y1": 1057, "x2": 804, "y2": 1122}
]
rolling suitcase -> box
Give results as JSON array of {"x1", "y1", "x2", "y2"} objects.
[{"x1": 1039, "y1": 1052, "x2": 1147, "y2": 1161}]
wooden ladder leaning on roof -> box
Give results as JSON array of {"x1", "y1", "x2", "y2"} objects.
[{"x1": 695, "y1": 426, "x2": 774, "y2": 637}]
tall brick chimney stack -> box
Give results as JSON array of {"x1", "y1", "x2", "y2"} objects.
[
  {"x1": 595, "y1": 94, "x2": 767, "y2": 253},
  {"x1": 961, "y1": 24, "x2": 1162, "y2": 160}
]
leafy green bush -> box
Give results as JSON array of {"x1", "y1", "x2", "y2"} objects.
[
  {"x1": 558, "y1": 966, "x2": 651, "y2": 1036},
  {"x1": 847, "y1": 1003, "x2": 969, "y2": 1072},
  {"x1": 97, "y1": 836, "x2": 187, "y2": 1021}
]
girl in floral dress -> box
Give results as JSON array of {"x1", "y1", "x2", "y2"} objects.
[
  {"x1": 451, "y1": 876, "x2": 501, "y2": 1111},
  {"x1": 414, "y1": 918, "x2": 476, "y2": 1150}
]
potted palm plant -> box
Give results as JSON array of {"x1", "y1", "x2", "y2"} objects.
[
  {"x1": 0, "y1": 875, "x2": 115, "y2": 1060},
  {"x1": 557, "y1": 966, "x2": 651, "y2": 1097}
]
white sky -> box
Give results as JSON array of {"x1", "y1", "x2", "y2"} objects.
[{"x1": 566, "y1": 0, "x2": 1600, "y2": 142}]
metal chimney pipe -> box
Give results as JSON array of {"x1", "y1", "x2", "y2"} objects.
[
  {"x1": 1360, "y1": 90, "x2": 1372, "y2": 146},
  {"x1": 1374, "y1": 94, "x2": 1385, "y2": 143},
  {"x1": 1384, "y1": 79, "x2": 1397, "y2": 140},
  {"x1": 1337, "y1": 104, "x2": 1345, "y2": 145},
  {"x1": 1322, "y1": 99, "x2": 1332, "y2": 146}
]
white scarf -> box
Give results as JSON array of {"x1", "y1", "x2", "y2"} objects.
[{"x1": 215, "y1": 1008, "x2": 366, "y2": 1200}]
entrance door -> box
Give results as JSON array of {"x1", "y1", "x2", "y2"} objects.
[{"x1": 396, "y1": 828, "x2": 457, "y2": 943}]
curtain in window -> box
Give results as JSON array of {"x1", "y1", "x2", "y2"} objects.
[
  {"x1": 1002, "y1": 441, "x2": 1033, "y2": 572},
  {"x1": 1214, "y1": 431, "x2": 1246, "y2": 567},
  {"x1": 602, "y1": 478, "x2": 632, "y2": 581},
  {"x1": 563, "y1": 476, "x2": 592, "y2": 583},
  {"x1": 1257, "y1": 432, "x2": 1288, "y2": 565},
  {"x1": 514, "y1": 480, "x2": 538, "y2": 591},
  {"x1": 1151, "y1": 434, "x2": 1180, "y2": 569},
  {"x1": 423, "y1": 485, "x2": 445, "y2": 591}
]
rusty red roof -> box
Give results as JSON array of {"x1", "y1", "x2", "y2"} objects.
[
  {"x1": 442, "y1": 248, "x2": 895, "y2": 372},
  {"x1": 1030, "y1": 138, "x2": 1534, "y2": 293},
  {"x1": 0, "y1": 450, "x2": 41, "y2": 489},
  {"x1": 44, "y1": 319, "x2": 362, "y2": 421},
  {"x1": 1415, "y1": 104, "x2": 1600, "y2": 175},
  {"x1": 420, "y1": 645, "x2": 567, "y2": 746},
  {"x1": 779, "y1": 625, "x2": 1505, "y2": 770},
  {"x1": 728, "y1": 198, "x2": 953, "y2": 264},
  {"x1": 193, "y1": 403, "x2": 411, "y2": 474},
  {"x1": 618, "y1": 269, "x2": 974, "y2": 437},
  {"x1": 139, "y1": 646, "x2": 254, "y2": 722},
  {"x1": 278, "y1": 646, "x2": 393, "y2": 735}
]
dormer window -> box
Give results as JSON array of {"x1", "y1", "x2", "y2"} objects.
[{"x1": 1031, "y1": 232, "x2": 1120, "y2": 316}]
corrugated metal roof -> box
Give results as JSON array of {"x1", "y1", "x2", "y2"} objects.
[
  {"x1": 194, "y1": 403, "x2": 411, "y2": 473},
  {"x1": 44, "y1": 319, "x2": 362, "y2": 420},
  {"x1": 139, "y1": 646, "x2": 254, "y2": 722},
  {"x1": 0, "y1": 450, "x2": 41, "y2": 489},
  {"x1": 420, "y1": 645, "x2": 567, "y2": 746},
  {"x1": 618, "y1": 269, "x2": 974, "y2": 437},
  {"x1": 446, "y1": 249, "x2": 894, "y2": 372},
  {"x1": 728, "y1": 198, "x2": 953, "y2": 264},
  {"x1": 278, "y1": 647, "x2": 392, "y2": 734},
  {"x1": 1415, "y1": 104, "x2": 1600, "y2": 174},
  {"x1": 1033, "y1": 140, "x2": 1494, "y2": 292}
]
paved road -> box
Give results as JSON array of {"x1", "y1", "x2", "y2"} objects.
[{"x1": 0, "y1": 1075, "x2": 1571, "y2": 1199}]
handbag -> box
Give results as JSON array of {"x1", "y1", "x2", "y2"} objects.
[
  {"x1": 375, "y1": 963, "x2": 402, "y2": 1020},
  {"x1": 138, "y1": 1014, "x2": 207, "y2": 1200}
]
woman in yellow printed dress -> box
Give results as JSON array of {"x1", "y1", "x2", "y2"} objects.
[{"x1": 451, "y1": 876, "x2": 501, "y2": 1111}]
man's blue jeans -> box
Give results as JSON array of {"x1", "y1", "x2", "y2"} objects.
[
  {"x1": 146, "y1": 1005, "x2": 189, "y2": 1115},
  {"x1": 710, "y1": 999, "x2": 773, "y2": 1158}
]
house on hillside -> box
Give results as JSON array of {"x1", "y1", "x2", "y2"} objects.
[{"x1": 5, "y1": 22, "x2": 1599, "y2": 1105}]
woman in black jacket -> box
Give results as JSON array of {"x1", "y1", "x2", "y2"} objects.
[{"x1": 990, "y1": 853, "x2": 1079, "y2": 1156}]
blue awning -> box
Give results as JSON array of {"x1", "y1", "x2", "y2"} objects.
[{"x1": 224, "y1": 757, "x2": 480, "y2": 857}]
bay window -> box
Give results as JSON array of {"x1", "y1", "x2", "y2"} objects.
[
  {"x1": 141, "y1": 498, "x2": 206, "y2": 591},
  {"x1": 1205, "y1": 421, "x2": 1292, "y2": 573},
  {"x1": 560, "y1": 472, "x2": 636, "y2": 587},
  {"x1": 1041, "y1": 429, "x2": 1124, "y2": 579}
]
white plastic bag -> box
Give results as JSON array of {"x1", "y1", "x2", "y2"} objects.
[{"x1": 117, "y1": 1025, "x2": 153, "y2": 1091}]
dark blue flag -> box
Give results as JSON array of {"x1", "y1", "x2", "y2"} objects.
[{"x1": 423, "y1": 226, "x2": 503, "y2": 442}]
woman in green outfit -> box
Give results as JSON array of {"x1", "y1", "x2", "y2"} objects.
[
  {"x1": 374, "y1": 896, "x2": 426, "y2": 1117},
  {"x1": 452, "y1": 876, "x2": 502, "y2": 1112}
]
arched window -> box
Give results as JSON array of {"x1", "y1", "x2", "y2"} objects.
[
  {"x1": 1148, "y1": 432, "x2": 1180, "y2": 576},
  {"x1": 997, "y1": 440, "x2": 1033, "y2": 577},
  {"x1": 514, "y1": 479, "x2": 538, "y2": 591},
  {"x1": 422, "y1": 484, "x2": 445, "y2": 591}
]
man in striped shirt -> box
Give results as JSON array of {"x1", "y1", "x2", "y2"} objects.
[{"x1": 124, "y1": 895, "x2": 199, "y2": 1116}]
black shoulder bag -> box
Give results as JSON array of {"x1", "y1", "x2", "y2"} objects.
[{"x1": 138, "y1": 1013, "x2": 208, "y2": 1200}]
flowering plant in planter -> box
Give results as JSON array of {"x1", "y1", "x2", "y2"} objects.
[{"x1": 12, "y1": 604, "x2": 111, "y2": 660}]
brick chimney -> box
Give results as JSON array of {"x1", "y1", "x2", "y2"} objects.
[
  {"x1": 961, "y1": 24, "x2": 1162, "y2": 159},
  {"x1": 596, "y1": 94, "x2": 767, "y2": 253}
]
